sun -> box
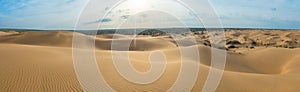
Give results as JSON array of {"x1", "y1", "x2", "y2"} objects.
[{"x1": 126, "y1": 0, "x2": 149, "y2": 11}]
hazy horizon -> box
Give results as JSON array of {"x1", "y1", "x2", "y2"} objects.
[{"x1": 1, "y1": 26, "x2": 300, "y2": 31}]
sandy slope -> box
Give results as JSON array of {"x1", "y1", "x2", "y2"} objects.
[{"x1": 0, "y1": 30, "x2": 300, "y2": 92}]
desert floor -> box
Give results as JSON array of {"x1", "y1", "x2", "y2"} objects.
[{"x1": 1, "y1": 30, "x2": 300, "y2": 92}]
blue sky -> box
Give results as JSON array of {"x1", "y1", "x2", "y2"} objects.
[{"x1": 0, "y1": 0, "x2": 299, "y2": 29}]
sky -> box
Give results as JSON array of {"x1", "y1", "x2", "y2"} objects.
[{"x1": 0, "y1": 0, "x2": 299, "y2": 29}]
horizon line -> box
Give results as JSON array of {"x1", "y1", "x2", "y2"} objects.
[{"x1": 0, "y1": 26, "x2": 300, "y2": 31}]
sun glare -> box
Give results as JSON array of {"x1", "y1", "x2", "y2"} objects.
[{"x1": 127, "y1": 0, "x2": 148, "y2": 11}]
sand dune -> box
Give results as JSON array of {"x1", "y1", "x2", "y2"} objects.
[
  {"x1": 0, "y1": 31, "x2": 176, "y2": 51},
  {"x1": 0, "y1": 31, "x2": 74, "y2": 47},
  {"x1": 1, "y1": 30, "x2": 300, "y2": 92},
  {"x1": 222, "y1": 30, "x2": 300, "y2": 49}
]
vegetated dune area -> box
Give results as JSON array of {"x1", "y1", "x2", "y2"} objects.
[{"x1": 1, "y1": 29, "x2": 300, "y2": 92}]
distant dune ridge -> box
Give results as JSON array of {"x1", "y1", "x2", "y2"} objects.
[{"x1": 1, "y1": 29, "x2": 300, "y2": 92}]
